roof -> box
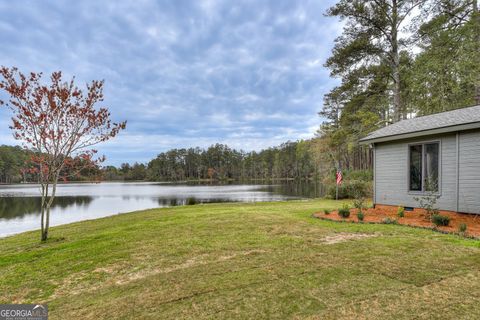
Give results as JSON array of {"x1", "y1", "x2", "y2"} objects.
[{"x1": 360, "y1": 105, "x2": 480, "y2": 144}]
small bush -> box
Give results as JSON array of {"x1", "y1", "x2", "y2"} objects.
[
  {"x1": 397, "y1": 206, "x2": 405, "y2": 218},
  {"x1": 186, "y1": 197, "x2": 197, "y2": 205},
  {"x1": 324, "y1": 209, "x2": 331, "y2": 215},
  {"x1": 458, "y1": 223, "x2": 467, "y2": 233},
  {"x1": 414, "y1": 181, "x2": 440, "y2": 220},
  {"x1": 431, "y1": 214, "x2": 450, "y2": 227},
  {"x1": 382, "y1": 217, "x2": 398, "y2": 224},
  {"x1": 338, "y1": 205, "x2": 351, "y2": 218},
  {"x1": 357, "y1": 212, "x2": 364, "y2": 222},
  {"x1": 345, "y1": 169, "x2": 373, "y2": 181},
  {"x1": 353, "y1": 197, "x2": 366, "y2": 212},
  {"x1": 326, "y1": 180, "x2": 372, "y2": 199}
]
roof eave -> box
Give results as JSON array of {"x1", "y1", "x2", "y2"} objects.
[{"x1": 359, "y1": 121, "x2": 480, "y2": 145}]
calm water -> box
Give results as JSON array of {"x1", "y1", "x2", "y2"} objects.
[{"x1": 0, "y1": 181, "x2": 325, "y2": 237}]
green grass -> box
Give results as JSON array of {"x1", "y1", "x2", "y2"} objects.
[{"x1": 1, "y1": 199, "x2": 480, "y2": 319}]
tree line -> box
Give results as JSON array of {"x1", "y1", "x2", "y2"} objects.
[
  {"x1": 102, "y1": 140, "x2": 345, "y2": 182},
  {"x1": 0, "y1": 145, "x2": 102, "y2": 183},
  {"x1": 319, "y1": 0, "x2": 479, "y2": 171},
  {"x1": 1, "y1": 140, "x2": 347, "y2": 183},
  {"x1": 0, "y1": 145, "x2": 28, "y2": 183},
  {"x1": 2, "y1": 139, "x2": 370, "y2": 183}
]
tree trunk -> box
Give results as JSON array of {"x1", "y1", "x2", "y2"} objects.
[
  {"x1": 391, "y1": 0, "x2": 402, "y2": 122},
  {"x1": 474, "y1": 0, "x2": 480, "y2": 105},
  {"x1": 40, "y1": 170, "x2": 60, "y2": 241},
  {"x1": 40, "y1": 183, "x2": 47, "y2": 241},
  {"x1": 40, "y1": 207, "x2": 46, "y2": 241}
]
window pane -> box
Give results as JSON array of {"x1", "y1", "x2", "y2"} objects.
[
  {"x1": 409, "y1": 145, "x2": 422, "y2": 191},
  {"x1": 425, "y1": 143, "x2": 439, "y2": 191}
]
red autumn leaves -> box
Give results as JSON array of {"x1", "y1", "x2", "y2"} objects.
[
  {"x1": 0, "y1": 66, "x2": 126, "y2": 182},
  {"x1": 0, "y1": 66, "x2": 126, "y2": 240}
]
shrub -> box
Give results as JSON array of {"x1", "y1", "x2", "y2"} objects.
[
  {"x1": 324, "y1": 209, "x2": 331, "y2": 215},
  {"x1": 186, "y1": 197, "x2": 197, "y2": 205},
  {"x1": 458, "y1": 223, "x2": 467, "y2": 234},
  {"x1": 414, "y1": 179, "x2": 440, "y2": 220},
  {"x1": 357, "y1": 212, "x2": 364, "y2": 222},
  {"x1": 353, "y1": 197, "x2": 366, "y2": 212},
  {"x1": 397, "y1": 206, "x2": 405, "y2": 218},
  {"x1": 345, "y1": 169, "x2": 373, "y2": 181},
  {"x1": 338, "y1": 205, "x2": 351, "y2": 218},
  {"x1": 431, "y1": 214, "x2": 450, "y2": 227},
  {"x1": 382, "y1": 217, "x2": 398, "y2": 224},
  {"x1": 353, "y1": 191, "x2": 366, "y2": 222},
  {"x1": 326, "y1": 180, "x2": 372, "y2": 199}
]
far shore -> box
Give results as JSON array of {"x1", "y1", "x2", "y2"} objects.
[{"x1": 0, "y1": 177, "x2": 325, "y2": 186}]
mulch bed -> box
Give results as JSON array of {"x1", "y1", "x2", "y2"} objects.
[{"x1": 313, "y1": 205, "x2": 480, "y2": 239}]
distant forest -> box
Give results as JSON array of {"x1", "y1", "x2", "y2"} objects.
[
  {"x1": 0, "y1": 145, "x2": 102, "y2": 184},
  {"x1": 0, "y1": 140, "x2": 371, "y2": 184},
  {"x1": 104, "y1": 140, "x2": 371, "y2": 182}
]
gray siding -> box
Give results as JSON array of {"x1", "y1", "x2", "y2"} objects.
[
  {"x1": 374, "y1": 134, "x2": 458, "y2": 211},
  {"x1": 458, "y1": 131, "x2": 480, "y2": 213}
]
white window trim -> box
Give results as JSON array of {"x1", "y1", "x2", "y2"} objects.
[{"x1": 407, "y1": 140, "x2": 442, "y2": 196}]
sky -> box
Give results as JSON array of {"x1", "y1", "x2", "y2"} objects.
[{"x1": 0, "y1": 0, "x2": 341, "y2": 166}]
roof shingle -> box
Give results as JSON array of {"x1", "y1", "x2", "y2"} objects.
[{"x1": 360, "y1": 105, "x2": 480, "y2": 143}]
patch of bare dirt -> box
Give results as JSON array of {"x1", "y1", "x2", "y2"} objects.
[
  {"x1": 51, "y1": 249, "x2": 267, "y2": 299},
  {"x1": 322, "y1": 232, "x2": 380, "y2": 244}
]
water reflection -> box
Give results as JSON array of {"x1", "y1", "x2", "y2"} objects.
[
  {"x1": 263, "y1": 181, "x2": 327, "y2": 198},
  {"x1": 0, "y1": 181, "x2": 325, "y2": 237},
  {"x1": 0, "y1": 196, "x2": 93, "y2": 220},
  {"x1": 157, "y1": 197, "x2": 240, "y2": 207}
]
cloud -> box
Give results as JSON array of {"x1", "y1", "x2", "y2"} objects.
[{"x1": 0, "y1": 0, "x2": 341, "y2": 165}]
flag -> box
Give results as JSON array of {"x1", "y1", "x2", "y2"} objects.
[{"x1": 336, "y1": 170, "x2": 343, "y2": 185}]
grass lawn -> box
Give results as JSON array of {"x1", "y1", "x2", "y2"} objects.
[{"x1": 1, "y1": 199, "x2": 480, "y2": 319}]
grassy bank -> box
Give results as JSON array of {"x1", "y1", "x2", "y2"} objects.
[{"x1": 1, "y1": 199, "x2": 480, "y2": 319}]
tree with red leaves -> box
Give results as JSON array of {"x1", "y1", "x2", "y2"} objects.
[{"x1": 0, "y1": 67, "x2": 126, "y2": 241}]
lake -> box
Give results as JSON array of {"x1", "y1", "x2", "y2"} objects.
[{"x1": 0, "y1": 181, "x2": 326, "y2": 237}]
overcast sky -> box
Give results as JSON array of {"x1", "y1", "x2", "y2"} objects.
[{"x1": 0, "y1": 0, "x2": 340, "y2": 165}]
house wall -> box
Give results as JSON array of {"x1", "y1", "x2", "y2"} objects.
[
  {"x1": 458, "y1": 131, "x2": 480, "y2": 213},
  {"x1": 374, "y1": 133, "x2": 459, "y2": 212}
]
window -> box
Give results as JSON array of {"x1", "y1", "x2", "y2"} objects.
[
  {"x1": 409, "y1": 145, "x2": 422, "y2": 191},
  {"x1": 409, "y1": 142, "x2": 439, "y2": 192},
  {"x1": 424, "y1": 143, "x2": 439, "y2": 191}
]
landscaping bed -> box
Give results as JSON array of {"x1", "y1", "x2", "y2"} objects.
[{"x1": 314, "y1": 204, "x2": 480, "y2": 238}]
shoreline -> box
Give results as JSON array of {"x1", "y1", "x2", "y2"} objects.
[{"x1": 0, "y1": 178, "x2": 327, "y2": 186}]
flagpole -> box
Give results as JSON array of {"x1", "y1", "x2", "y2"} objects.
[
  {"x1": 335, "y1": 164, "x2": 341, "y2": 201},
  {"x1": 335, "y1": 166, "x2": 338, "y2": 201},
  {"x1": 336, "y1": 177, "x2": 339, "y2": 201}
]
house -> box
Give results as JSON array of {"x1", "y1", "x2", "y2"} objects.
[{"x1": 360, "y1": 105, "x2": 480, "y2": 214}]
